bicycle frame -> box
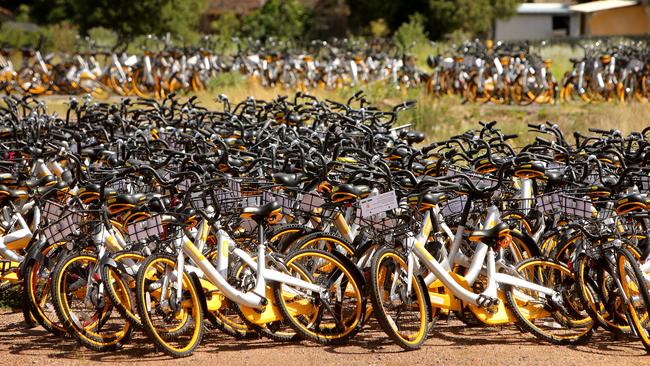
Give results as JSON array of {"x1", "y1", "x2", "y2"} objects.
[
  {"x1": 171, "y1": 213, "x2": 327, "y2": 310},
  {"x1": 405, "y1": 204, "x2": 559, "y2": 311}
]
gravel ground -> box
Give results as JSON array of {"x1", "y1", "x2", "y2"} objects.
[{"x1": 0, "y1": 309, "x2": 646, "y2": 365}]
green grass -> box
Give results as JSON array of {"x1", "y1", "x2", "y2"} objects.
[{"x1": 539, "y1": 44, "x2": 578, "y2": 80}]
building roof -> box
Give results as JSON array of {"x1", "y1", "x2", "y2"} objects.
[
  {"x1": 517, "y1": 3, "x2": 572, "y2": 15},
  {"x1": 569, "y1": 0, "x2": 639, "y2": 13}
]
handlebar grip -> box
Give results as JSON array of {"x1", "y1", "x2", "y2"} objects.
[
  {"x1": 588, "y1": 128, "x2": 609, "y2": 134},
  {"x1": 527, "y1": 123, "x2": 541, "y2": 129},
  {"x1": 502, "y1": 134, "x2": 518, "y2": 141},
  {"x1": 535, "y1": 137, "x2": 551, "y2": 146}
]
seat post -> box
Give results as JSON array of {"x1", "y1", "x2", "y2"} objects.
[{"x1": 254, "y1": 221, "x2": 267, "y2": 296}]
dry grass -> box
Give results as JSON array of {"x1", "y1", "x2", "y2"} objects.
[{"x1": 29, "y1": 76, "x2": 650, "y2": 147}]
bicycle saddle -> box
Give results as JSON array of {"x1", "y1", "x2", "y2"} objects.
[
  {"x1": 240, "y1": 201, "x2": 283, "y2": 224},
  {"x1": 25, "y1": 175, "x2": 57, "y2": 189},
  {"x1": 33, "y1": 180, "x2": 68, "y2": 196},
  {"x1": 330, "y1": 184, "x2": 370, "y2": 203},
  {"x1": 514, "y1": 160, "x2": 545, "y2": 179},
  {"x1": 469, "y1": 222, "x2": 510, "y2": 244},
  {"x1": 407, "y1": 192, "x2": 447, "y2": 210},
  {"x1": 0, "y1": 185, "x2": 29, "y2": 200},
  {"x1": 615, "y1": 193, "x2": 647, "y2": 214},
  {"x1": 544, "y1": 170, "x2": 564, "y2": 184},
  {"x1": 403, "y1": 131, "x2": 425, "y2": 145},
  {"x1": 272, "y1": 172, "x2": 305, "y2": 187}
]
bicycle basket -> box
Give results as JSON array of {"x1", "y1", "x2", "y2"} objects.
[
  {"x1": 535, "y1": 192, "x2": 562, "y2": 215},
  {"x1": 126, "y1": 214, "x2": 165, "y2": 242},
  {"x1": 42, "y1": 200, "x2": 81, "y2": 243}
]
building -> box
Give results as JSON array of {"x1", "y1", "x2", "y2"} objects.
[
  {"x1": 494, "y1": 1, "x2": 650, "y2": 40},
  {"x1": 572, "y1": 0, "x2": 650, "y2": 36}
]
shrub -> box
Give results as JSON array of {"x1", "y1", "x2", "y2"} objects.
[{"x1": 393, "y1": 13, "x2": 429, "y2": 52}]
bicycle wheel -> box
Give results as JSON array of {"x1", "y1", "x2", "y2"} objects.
[
  {"x1": 52, "y1": 252, "x2": 134, "y2": 351},
  {"x1": 101, "y1": 251, "x2": 146, "y2": 327},
  {"x1": 368, "y1": 247, "x2": 429, "y2": 350},
  {"x1": 23, "y1": 241, "x2": 68, "y2": 336},
  {"x1": 274, "y1": 249, "x2": 365, "y2": 344},
  {"x1": 287, "y1": 232, "x2": 355, "y2": 257},
  {"x1": 617, "y1": 247, "x2": 650, "y2": 352},
  {"x1": 505, "y1": 257, "x2": 594, "y2": 345},
  {"x1": 574, "y1": 253, "x2": 630, "y2": 334},
  {"x1": 135, "y1": 254, "x2": 203, "y2": 358}
]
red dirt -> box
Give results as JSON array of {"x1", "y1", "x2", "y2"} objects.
[{"x1": 0, "y1": 309, "x2": 645, "y2": 365}]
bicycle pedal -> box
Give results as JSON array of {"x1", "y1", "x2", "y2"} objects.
[{"x1": 476, "y1": 294, "x2": 499, "y2": 309}]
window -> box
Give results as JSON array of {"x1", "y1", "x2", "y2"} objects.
[{"x1": 552, "y1": 15, "x2": 570, "y2": 36}]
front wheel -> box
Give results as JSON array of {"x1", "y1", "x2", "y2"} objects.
[
  {"x1": 617, "y1": 247, "x2": 650, "y2": 352},
  {"x1": 23, "y1": 241, "x2": 68, "y2": 336},
  {"x1": 368, "y1": 247, "x2": 430, "y2": 350},
  {"x1": 52, "y1": 252, "x2": 134, "y2": 351},
  {"x1": 135, "y1": 254, "x2": 204, "y2": 358}
]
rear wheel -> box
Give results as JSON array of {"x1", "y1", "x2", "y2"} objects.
[
  {"x1": 274, "y1": 249, "x2": 365, "y2": 344},
  {"x1": 505, "y1": 257, "x2": 594, "y2": 345}
]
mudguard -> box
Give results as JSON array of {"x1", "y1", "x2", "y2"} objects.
[
  {"x1": 417, "y1": 274, "x2": 434, "y2": 323},
  {"x1": 18, "y1": 237, "x2": 47, "y2": 280},
  {"x1": 188, "y1": 271, "x2": 220, "y2": 326},
  {"x1": 327, "y1": 248, "x2": 367, "y2": 293},
  {"x1": 511, "y1": 229, "x2": 542, "y2": 258}
]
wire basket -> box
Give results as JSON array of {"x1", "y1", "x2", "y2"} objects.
[
  {"x1": 351, "y1": 194, "x2": 418, "y2": 243},
  {"x1": 535, "y1": 192, "x2": 562, "y2": 215},
  {"x1": 441, "y1": 194, "x2": 468, "y2": 219},
  {"x1": 126, "y1": 214, "x2": 165, "y2": 243},
  {"x1": 357, "y1": 210, "x2": 419, "y2": 243},
  {"x1": 559, "y1": 194, "x2": 595, "y2": 219},
  {"x1": 42, "y1": 200, "x2": 82, "y2": 243},
  {"x1": 260, "y1": 187, "x2": 327, "y2": 221}
]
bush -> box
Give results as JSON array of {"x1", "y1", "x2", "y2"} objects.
[
  {"x1": 88, "y1": 27, "x2": 118, "y2": 49},
  {"x1": 393, "y1": 13, "x2": 429, "y2": 52}
]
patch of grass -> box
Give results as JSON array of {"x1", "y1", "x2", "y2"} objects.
[
  {"x1": 29, "y1": 75, "x2": 650, "y2": 146},
  {"x1": 0, "y1": 284, "x2": 22, "y2": 309}
]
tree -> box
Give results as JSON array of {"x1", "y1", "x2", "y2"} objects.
[
  {"x1": 347, "y1": 0, "x2": 522, "y2": 40},
  {"x1": 240, "y1": 0, "x2": 311, "y2": 41},
  {"x1": 29, "y1": 0, "x2": 206, "y2": 39}
]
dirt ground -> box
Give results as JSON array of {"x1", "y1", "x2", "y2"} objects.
[{"x1": 0, "y1": 309, "x2": 646, "y2": 365}]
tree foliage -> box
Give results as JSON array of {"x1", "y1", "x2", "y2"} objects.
[
  {"x1": 393, "y1": 13, "x2": 428, "y2": 51},
  {"x1": 29, "y1": 0, "x2": 206, "y2": 40},
  {"x1": 240, "y1": 0, "x2": 311, "y2": 41},
  {"x1": 348, "y1": 0, "x2": 521, "y2": 40}
]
